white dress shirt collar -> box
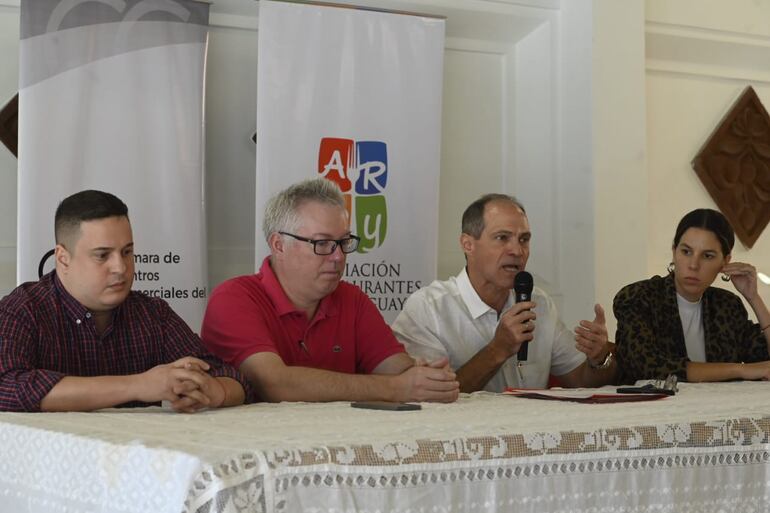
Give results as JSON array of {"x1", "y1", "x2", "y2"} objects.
[{"x1": 456, "y1": 267, "x2": 514, "y2": 320}]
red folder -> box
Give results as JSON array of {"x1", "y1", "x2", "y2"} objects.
[{"x1": 504, "y1": 388, "x2": 670, "y2": 403}]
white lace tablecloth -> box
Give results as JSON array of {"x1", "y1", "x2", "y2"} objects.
[{"x1": 2, "y1": 382, "x2": 770, "y2": 513}]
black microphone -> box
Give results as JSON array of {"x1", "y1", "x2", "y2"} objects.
[{"x1": 513, "y1": 271, "x2": 534, "y2": 361}]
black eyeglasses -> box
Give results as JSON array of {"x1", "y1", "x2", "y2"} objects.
[{"x1": 279, "y1": 232, "x2": 360, "y2": 255}]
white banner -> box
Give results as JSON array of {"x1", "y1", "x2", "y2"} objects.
[
  {"x1": 18, "y1": 0, "x2": 209, "y2": 330},
  {"x1": 256, "y1": 0, "x2": 445, "y2": 322}
]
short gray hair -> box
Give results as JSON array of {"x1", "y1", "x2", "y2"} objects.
[
  {"x1": 262, "y1": 178, "x2": 346, "y2": 242},
  {"x1": 461, "y1": 193, "x2": 526, "y2": 239}
]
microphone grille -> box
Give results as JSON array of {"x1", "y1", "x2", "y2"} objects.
[{"x1": 513, "y1": 271, "x2": 533, "y2": 294}]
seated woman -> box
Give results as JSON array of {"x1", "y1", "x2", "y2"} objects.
[{"x1": 615, "y1": 208, "x2": 770, "y2": 383}]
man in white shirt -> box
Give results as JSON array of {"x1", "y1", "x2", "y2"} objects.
[{"x1": 392, "y1": 194, "x2": 616, "y2": 392}]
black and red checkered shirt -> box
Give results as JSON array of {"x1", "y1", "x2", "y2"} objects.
[{"x1": 0, "y1": 272, "x2": 250, "y2": 411}]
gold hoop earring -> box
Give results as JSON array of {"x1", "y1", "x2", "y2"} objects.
[
  {"x1": 667, "y1": 262, "x2": 675, "y2": 274},
  {"x1": 721, "y1": 273, "x2": 731, "y2": 282}
]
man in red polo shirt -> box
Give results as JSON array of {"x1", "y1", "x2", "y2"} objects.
[{"x1": 201, "y1": 178, "x2": 459, "y2": 403}]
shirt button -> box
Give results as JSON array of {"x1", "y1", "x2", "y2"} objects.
[
  {"x1": 76, "y1": 319, "x2": 82, "y2": 325},
  {"x1": 85, "y1": 312, "x2": 92, "y2": 319}
]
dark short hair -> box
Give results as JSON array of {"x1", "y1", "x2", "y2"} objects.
[
  {"x1": 673, "y1": 208, "x2": 734, "y2": 256},
  {"x1": 461, "y1": 193, "x2": 526, "y2": 239},
  {"x1": 55, "y1": 190, "x2": 129, "y2": 245}
]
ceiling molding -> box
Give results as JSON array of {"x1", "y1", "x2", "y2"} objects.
[
  {"x1": 646, "y1": 20, "x2": 770, "y2": 83},
  {"x1": 211, "y1": 0, "x2": 554, "y2": 45},
  {"x1": 646, "y1": 60, "x2": 770, "y2": 86},
  {"x1": 210, "y1": 12, "x2": 258, "y2": 30},
  {"x1": 445, "y1": 37, "x2": 511, "y2": 54},
  {"x1": 646, "y1": 20, "x2": 770, "y2": 48}
]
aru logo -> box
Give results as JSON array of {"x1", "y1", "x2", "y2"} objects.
[{"x1": 318, "y1": 138, "x2": 387, "y2": 253}]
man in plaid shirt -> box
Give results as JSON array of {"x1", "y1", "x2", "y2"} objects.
[{"x1": 0, "y1": 190, "x2": 249, "y2": 412}]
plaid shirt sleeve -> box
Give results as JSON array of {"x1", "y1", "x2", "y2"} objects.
[
  {"x1": 152, "y1": 298, "x2": 255, "y2": 403},
  {"x1": 0, "y1": 303, "x2": 67, "y2": 412}
]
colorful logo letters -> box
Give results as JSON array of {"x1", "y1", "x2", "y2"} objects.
[{"x1": 318, "y1": 138, "x2": 387, "y2": 252}]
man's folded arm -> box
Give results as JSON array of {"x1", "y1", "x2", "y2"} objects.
[
  {"x1": 0, "y1": 309, "x2": 67, "y2": 412},
  {"x1": 3, "y1": 371, "x2": 155, "y2": 413},
  {"x1": 370, "y1": 352, "x2": 413, "y2": 374},
  {"x1": 1, "y1": 359, "x2": 246, "y2": 413},
  {"x1": 454, "y1": 303, "x2": 535, "y2": 393},
  {"x1": 240, "y1": 352, "x2": 459, "y2": 403},
  {"x1": 39, "y1": 357, "x2": 238, "y2": 412},
  {"x1": 0, "y1": 368, "x2": 65, "y2": 412},
  {"x1": 39, "y1": 375, "x2": 142, "y2": 412},
  {"x1": 396, "y1": 306, "x2": 503, "y2": 394},
  {"x1": 454, "y1": 344, "x2": 510, "y2": 393}
]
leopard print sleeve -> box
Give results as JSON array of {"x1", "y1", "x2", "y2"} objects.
[
  {"x1": 613, "y1": 277, "x2": 688, "y2": 384},
  {"x1": 715, "y1": 291, "x2": 770, "y2": 363},
  {"x1": 742, "y1": 326, "x2": 770, "y2": 363},
  {"x1": 702, "y1": 288, "x2": 768, "y2": 363}
]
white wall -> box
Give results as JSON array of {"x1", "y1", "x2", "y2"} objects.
[
  {"x1": 645, "y1": 0, "x2": 770, "y2": 320},
  {"x1": 592, "y1": 0, "x2": 647, "y2": 335},
  {"x1": 205, "y1": 19, "x2": 259, "y2": 288}
]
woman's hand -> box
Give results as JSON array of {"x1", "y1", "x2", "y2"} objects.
[{"x1": 722, "y1": 262, "x2": 758, "y2": 302}]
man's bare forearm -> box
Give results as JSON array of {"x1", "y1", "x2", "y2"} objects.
[
  {"x1": 247, "y1": 365, "x2": 400, "y2": 402},
  {"x1": 40, "y1": 375, "x2": 139, "y2": 412},
  {"x1": 455, "y1": 343, "x2": 509, "y2": 393}
]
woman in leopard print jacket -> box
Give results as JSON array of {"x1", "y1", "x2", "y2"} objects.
[{"x1": 614, "y1": 209, "x2": 770, "y2": 384}]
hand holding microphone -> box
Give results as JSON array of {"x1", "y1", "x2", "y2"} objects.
[
  {"x1": 491, "y1": 271, "x2": 536, "y2": 359},
  {"x1": 514, "y1": 271, "x2": 534, "y2": 361}
]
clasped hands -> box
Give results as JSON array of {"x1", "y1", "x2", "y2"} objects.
[
  {"x1": 394, "y1": 356, "x2": 459, "y2": 403},
  {"x1": 137, "y1": 356, "x2": 225, "y2": 413}
]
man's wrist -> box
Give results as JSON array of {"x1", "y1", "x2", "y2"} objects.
[
  {"x1": 484, "y1": 339, "x2": 511, "y2": 365},
  {"x1": 588, "y1": 350, "x2": 613, "y2": 370},
  {"x1": 487, "y1": 337, "x2": 513, "y2": 364},
  {"x1": 126, "y1": 373, "x2": 145, "y2": 402},
  {"x1": 382, "y1": 374, "x2": 403, "y2": 402},
  {"x1": 213, "y1": 377, "x2": 228, "y2": 408}
]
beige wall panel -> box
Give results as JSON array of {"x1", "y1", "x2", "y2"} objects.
[
  {"x1": 438, "y1": 50, "x2": 503, "y2": 281},
  {"x1": 592, "y1": 0, "x2": 647, "y2": 335},
  {"x1": 646, "y1": 73, "x2": 770, "y2": 314},
  {"x1": 205, "y1": 25, "x2": 259, "y2": 289}
]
